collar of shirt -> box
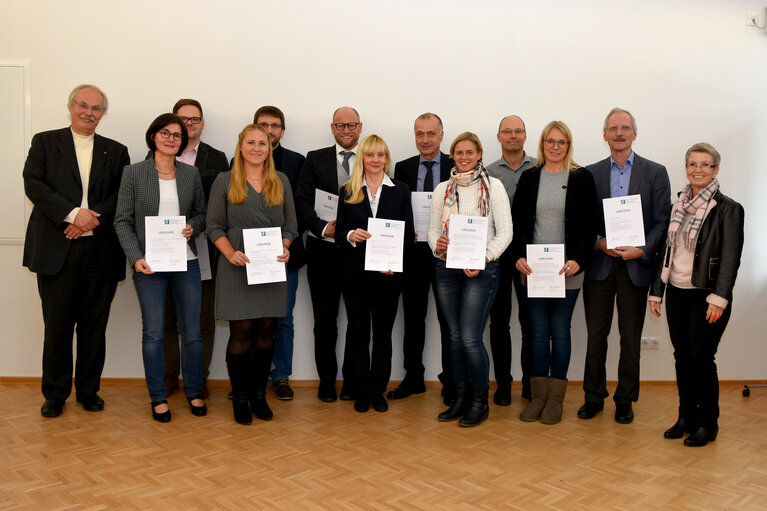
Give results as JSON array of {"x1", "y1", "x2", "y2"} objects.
[
  {"x1": 609, "y1": 151, "x2": 635, "y2": 171},
  {"x1": 609, "y1": 151, "x2": 635, "y2": 198},
  {"x1": 335, "y1": 143, "x2": 357, "y2": 166},
  {"x1": 417, "y1": 153, "x2": 441, "y2": 191},
  {"x1": 500, "y1": 152, "x2": 535, "y2": 172},
  {"x1": 363, "y1": 172, "x2": 395, "y2": 192},
  {"x1": 177, "y1": 140, "x2": 200, "y2": 166},
  {"x1": 363, "y1": 173, "x2": 394, "y2": 217}
]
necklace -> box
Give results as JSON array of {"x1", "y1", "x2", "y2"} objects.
[{"x1": 157, "y1": 167, "x2": 176, "y2": 175}]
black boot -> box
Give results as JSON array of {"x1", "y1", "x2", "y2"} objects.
[
  {"x1": 226, "y1": 353, "x2": 252, "y2": 425},
  {"x1": 438, "y1": 382, "x2": 470, "y2": 421},
  {"x1": 459, "y1": 387, "x2": 489, "y2": 427},
  {"x1": 250, "y1": 347, "x2": 274, "y2": 421}
]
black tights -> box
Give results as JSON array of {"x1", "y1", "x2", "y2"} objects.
[{"x1": 227, "y1": 318, "x2": 275, "y2": 355}]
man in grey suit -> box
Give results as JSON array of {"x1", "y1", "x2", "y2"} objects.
[
  {"x1": 161, "y1": 99, "x2": 229, "y2": 399},
  {"x1": 23, "y1": 84, "x2": 130, "y2": 417},
  {"x1": 578, "y1": 108, "x2": 671, "y2": 424}
]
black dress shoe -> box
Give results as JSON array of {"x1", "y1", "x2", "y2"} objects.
[
  {"x1": 577, "y1": 402, "x2": 603, "y2": 419},
  {"x1": 318, "y1": 383, "x2": 337, "y2": 402},
  {"x1": 77, "y1": 394, "x2": 105, "y2": 412},
  {"x1": 684, "y1": 426, "x2": 718, "y2": 447},
  {"x1": 371, "y1": 394, "x2": 389, "y2": 412},
  {"x1": 151, "y1": 400, "x2": 171, "y2": 423},
  {"x1": 493, "y1": 383, "x2": 511, "y2": 406},
  {"x1": 41, "y1": 398, "x2": 64, "y2": 417},
  {"x1": 664, "y1": 418, "x2": 695, "y2": 439},
  {"x1": 387, "y1": 380, "x2": 426, "y2": 400},
  {"x1": 615, "y1": 403, "x2": 634, "y2": 424},
  {"x1": 339, "y1": 385, "x2": 356, "y2": 401},
  {"x1": 187, "y1": 396, "x2": 207, "y2": 417},
  {"x1": 354, "y1": 396, "x2": 370, "y2": 413}
]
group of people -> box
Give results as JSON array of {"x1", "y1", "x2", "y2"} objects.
[{"x1": 24, "y1": 84, "x2": 744, "y2": 446}]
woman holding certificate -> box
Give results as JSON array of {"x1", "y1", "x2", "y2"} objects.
[
  {"x1": 648, "y1": 143, "x2": 743, "y2": 447},
  {"x1": 512, "y1": 120, "x2": 595, "y2": 425},
  {"x1": 427, "y1": 132, "x2": 512, "y2": 427},
  {"x1": 114, "y1": 113, "x2": 207, "y2": 422},
  {"x1": 335, "y1": 134, "x2": 415, "y2": 413},
  {"x1": 206, "y1": 125, "x2": 296, "y2": 425}
]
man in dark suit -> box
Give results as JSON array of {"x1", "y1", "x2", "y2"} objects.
[
  {"x1": 254, "y1": 105, "x2": 306, "y2": 401},
  {"x1": 295, "y1": 106, "x2": 362, "y2": 402},
  {"x1": 578, "y1": 108, "x2": 671, "y2": 424},
  {"x1": 161, "y1": 99, "x2": 229, "y2": 399},
  {"x1": 23, "y1": 84, "x2": 130, "y2": 417},
  {"x1": 389, "y1": 113, "x2": 455, "y2": 403}
]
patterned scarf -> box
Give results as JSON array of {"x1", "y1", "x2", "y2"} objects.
[
  {"x1": 667, "y1": 178, "x2": 719, "y2": 251},
  {"x1": 440, "y1": 161, "x2": 491, "y2": 236}
]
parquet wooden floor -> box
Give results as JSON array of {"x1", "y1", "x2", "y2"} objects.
[{"x1": 0, "y1": 380, "x2": 765, "y2": 510}]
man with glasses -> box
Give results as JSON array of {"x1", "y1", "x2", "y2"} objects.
[
  {"x1": 295, "y1": 107, "x2": 362, "y2": 402},
  {"x1": 486, "y1": 115, "x2": 538, "y2": 404},
  {"x1": 578, "y1": 107, "x2": 671, "y2": 424},
  {"x1": 253, "y1": 105, "x2": 306, "y2": 400},
  {"x1": 160, "y1": 98, "x2": 229, "y2": 399},
  {"x1": 23, "y1": 84, "x2": 130, "y2": 417}
]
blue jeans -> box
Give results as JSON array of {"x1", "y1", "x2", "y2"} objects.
[
  {"x1": 434, "y1": 260, "x2": 499, "y2": 390},
  {"x1": 133, "y1": 260, "x2": 203, "y2": 401},
  {"x1": 272, "y1": 269, "x2": 299, "y2": 381},
  {"x1": 528, "y1": 288, "x2": 580, "y2": 379}
]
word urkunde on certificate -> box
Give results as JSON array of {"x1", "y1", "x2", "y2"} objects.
[
  {"x1": 364, "y1": 218, "x2": 405, "y2": 273},
  {"x1": 145, "y1": 216, "x2": 187, "y2": 272},
  {"x1": 446, "y1": 214, "x2": 488, "y2": 270},
  {"x1": 603, "y1": 195, "x2": 645, "y2": 249},
  {"x1": 242, "y1": 227, "x2": 286, "y2": 285},
  {"x1": 410, "y1": 192, "x2": 433, "y2": 242},
  {"x1": 526, "y1": 244, "x2": 565, "y2": 298}
]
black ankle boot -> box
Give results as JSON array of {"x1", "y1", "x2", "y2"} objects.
[
  {"x1": 459, "y1": 388, "x2": 489, "y2": 427},
  {"x1": 250, "y1": 346, "x2": 274, "y2": 421},
  {"x1": 227, "y1": 353, "x2": 253, "y2": 425},
  {"x1": 250, "y1": 388, "x2": 273, "y2": 420},
  {"x1": 438, "y1": 382, "x2": 470, "y2": 421}
]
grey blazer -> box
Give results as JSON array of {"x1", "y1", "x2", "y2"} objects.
[{"x1": 114, "y1": 157, "x2": 206, "y2": 266}]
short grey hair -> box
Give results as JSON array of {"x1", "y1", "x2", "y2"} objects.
[
  {"x1": 67, "y1": 84, "x2": 108, "y2": 114},
  {"x1": 603, "y1": 107, "x2": 636, "y2": 132},
  {"x1": 685, "y1": 142, "x2": 721, "y2": 167},
  {"x1": 414, "y1": 112, "x2": 443, "y2": 131}
]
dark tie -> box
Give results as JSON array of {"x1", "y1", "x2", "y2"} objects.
[
  {"x1": 340, "y1": 151, "x2": 354, "y2": 174},
  {"x1": 422, "y1": 160, "x2": 436, "y2": 192}
]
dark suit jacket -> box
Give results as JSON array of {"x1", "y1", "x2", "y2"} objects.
[
  {"x1": 393, "y1": 152, "x2": 454, "y2": 192},
  {"x1": 334, "y1": 178, "x2": 415, "y2": 276},
  {"x1": 586, "y1": 154, "x2": 671, "y2": 287},
  {"x1": 23, "y1": 127, "x2": 130, "y2": 280},
  {"x1": 295, "y1": 146, "x2": 341, "y2": 239},
  {"x1": 274, "y1": 144, "x2": 307, "y2": 271},
  {"x1": 511, "y1": 166, "x2": 597, "y2": 273}
]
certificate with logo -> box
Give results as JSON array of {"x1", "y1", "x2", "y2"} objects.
[
  {"x1": 242, "y1": 227, "x2": 286, "y2": 285},
  {"x1": 603, "y1": 195, "x2": 645, "y2": 249},
  {"x1": 410, "y1": 192, "x2": 432, "y2": 242},
  {"x1": 446, "y1": 214, "x2": 488, "y2": 270},
  {"x1": 314, "y1": 189, "x2": 339, "y2": 243},
  {"x1": 364, "y1": 218, "x2": 405, "y2": 273},
  {"x1": 145, "y1": 216, "x2": 187, "y2": 272},
  {"x1": 526, "y1": 244, "x2": 565, "y2": 298}
]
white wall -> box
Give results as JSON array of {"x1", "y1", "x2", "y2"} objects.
[{"x1": 2, "y1": 0, "x2": 766, "y2": 382}]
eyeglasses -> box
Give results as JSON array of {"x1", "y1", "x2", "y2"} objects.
[
  {"x1": 258, "y1": 122, "x2": 283, "y2": 130},
  {"x1": 333, "y1": 122, "x2": 359, "y2": 131},
  {"x1": 606, "y1": 125, "x2": 633, "y2": 133},
  {"x1": 543, "y1": 138, "x2": 569, "y2": 148},
  {"x1": 179, "y1": 116, "x2": 202, "y2": 125},
  {"x1": 686, "y1": 162, "x2": 717, "y2": 170},
  {"x1": 158, "y1": 129, "x2": 182, "y2": 141},
  {"x1": 73, "y1": 101, "x2": 103, "y2": 114},
  {"x1": 499, "y1": 129, "x2": 526, "y2": 135}
]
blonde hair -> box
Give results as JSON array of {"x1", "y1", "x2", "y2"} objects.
[
  {"x1": 450, "y1": 132, "x2": 483, "y2": 160},
  {"x1": 229, "y1": 124, "x2": 283, "y2": 206},
  {"x1": 343, "y1": 134, "x2": 391, "y2": 205},
  {"x1": 536, "y1": 121, "x2": 580, "y2": 171}
]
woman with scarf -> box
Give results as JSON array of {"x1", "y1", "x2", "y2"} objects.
[
  {"x1": 427, "y1": 132, "x2": 512, "y2": 427},
  {"x1": 512, "y1": 120, "x2": 595, "y2": 425},
  {"x1": 649, "y1": 143, "x2": 744, "y2": 447}
]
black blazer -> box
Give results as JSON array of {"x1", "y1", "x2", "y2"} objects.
[
  {"x1": 295, "y1": 146, "x2": 341, "y2": 238},
  {"x1": 393, "y1": 152, "x2": 453, "y2": 192},
  {"x1": 511, "y1": 165, "x2": 597, "y2": 273},
  {"x1": 274, "y1": 144, "x2": 307, "y2": 271},
  {"x1": 23, "y1": 127, "x2": 130, "y2": 280},
  {"x1": 334, "y1": 179, "x2": 415, "y2": 276}
]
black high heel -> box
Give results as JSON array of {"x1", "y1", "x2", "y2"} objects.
[
  {"x1": 151, "y1": 400, "x2": 171, "y2": 423},
  {"x1": 187, "y1": 396, "x2": 207, "y2": 417}
]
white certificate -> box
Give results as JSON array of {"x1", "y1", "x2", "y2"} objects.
[
  {"x1": 603, "y1": 195, "x2": 645, "y2": 249},
  {"x1": 314, "y1": 189, "x2": 338, "y2": 222},
  {"x1": 144, "y1": 216, "x2": 187, "y2": 272},
  {"x1": 364, "y1": 218, "x2": 405, "y2": 273},
  {"x1": 526, "y1": 244, "x2": 565, "y2": 298},
  {"x1": 242, "y1": 227, "x2": 286, "y2": 285},
  {"x1": 194, "y1": 234, "x2": 212, "y2": 281},
  {"x1": 446, "y1": 214, "x2": 488, "y2": 270},
  {"x1": 411, "y1": 192, "x2": 433, "y2": 242}
]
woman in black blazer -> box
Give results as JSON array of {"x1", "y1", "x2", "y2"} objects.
[{"x1": 335, "y1": 134, "x2": 415, "y2": 413}]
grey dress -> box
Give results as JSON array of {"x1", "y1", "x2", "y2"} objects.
[{"x1": 206, "y1": 171, "x2": 297, "y2": 320}]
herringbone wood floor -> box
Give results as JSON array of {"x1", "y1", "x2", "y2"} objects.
[{"x1": 1, "y1": 380, "x2": 765, "y2": 510}]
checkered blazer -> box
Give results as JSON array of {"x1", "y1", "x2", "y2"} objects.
[{"x1": 114, "y1": 157, "x2": 206, "y2": 265}]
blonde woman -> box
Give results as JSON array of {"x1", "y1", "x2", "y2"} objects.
[{"x1": 206, "y1": 124, "x2": 297, "y2": 425}]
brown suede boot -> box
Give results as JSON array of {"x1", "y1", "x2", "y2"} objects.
[
  {"x1": 520, "y1": 377, "x2": 548, "y2": 422},
  {"x1": 540, "y1": 378, "x2": 568, "y2": 425}
]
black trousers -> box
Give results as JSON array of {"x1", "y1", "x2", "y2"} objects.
[
  {"x1": 163, "y1": 277, "x2": 216, "y2": 379},
  {"x1": 342, "y1": 271, "x2": 401, "y2": 397},
  {"x1": 583, "y1": 259, "x2": 648, "y2": 404},
  {"x1": 305, "y1": 236, "x2": 355, "y2": 388},
  {"x1": 665, "y1": 285, "x2": 730, "y2": 428},
  {"x1": 400, "y1": 243, "x2": 452, "y2": 385},
  {"x1": 37, "y1": 238, "x2": 118, "y2": 401},
  {"x1": 488, "y1": 248, "x2": 532, "y2": 387}
]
